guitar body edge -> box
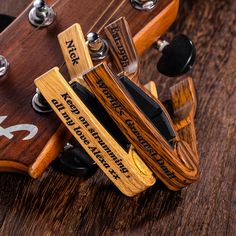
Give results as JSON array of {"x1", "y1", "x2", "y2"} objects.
[
  {"x1": 134, "y1": 0, "x2": 179, "y2": 55},
  {"x1": 0, "y1": 161, "x2": 28, "y2": 174}
]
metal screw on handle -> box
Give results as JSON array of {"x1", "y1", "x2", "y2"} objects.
[
  {"x1": 130, "y1": 0, "x2": 158, "y2": 11},
  {"x1": 28, "y1": 0, "x2": 56, "y2": 27}
]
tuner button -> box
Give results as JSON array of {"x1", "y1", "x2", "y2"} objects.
[
  {"x1": 28, "y1": 0, "x2": 56, "y2": 27},
  {"x1": 156, "y1": 35, "x2": 196, "y2": 77},
  {"x1": 53, "y1": 141, "x2": 98, "y2": 178},
  {"x1": 86, "y1": 32, "x2": 109, "y2": 60},
  {"x1": 0, "y1": 55, "x2": 9, "y2": 77},
  {"x1": 130, "y1": 0, "x2": 158, "y2": 11}
]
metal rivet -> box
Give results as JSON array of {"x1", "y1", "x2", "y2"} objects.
[{"x1": 28, "y1": 0, "x2": 56, "y2": 28}]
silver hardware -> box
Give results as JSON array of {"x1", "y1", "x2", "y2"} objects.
[
  {"x1": 130, "y1": 0, "x2": 158, "y2": 11},
  {"x1": 0, "y1": 55, "x2": 9, "y2": 77},
  {"x1": 32, "y1": 88, "x2": 52, "y2": 113},
  {"x1": 155, "y1": 40, "x2": 169, "y2": 52},
  {"x1": 86, "y1": 32, "x2": 109, "y2": 60},
  {"x1": 28, "y1": 0, "x2": 56, "y2": 27}
]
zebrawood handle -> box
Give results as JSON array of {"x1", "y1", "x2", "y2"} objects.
[
  {"x1": 83, "y1": 63, "x2": 199, "y2": 191},
  {"x1": 105, "y1": 17, "x2": 139, "y2": 78},
  {"x1": 170, "y1": 77, "x2": 199, "y2": 163}
]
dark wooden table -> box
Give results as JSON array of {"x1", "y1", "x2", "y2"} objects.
[{"x1": 0, "y1": 0, "x2": 235, "y2": 235}]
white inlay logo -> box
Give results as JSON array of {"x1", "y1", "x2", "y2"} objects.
[{"x1": 0, "y1": 116, "x2": 38, "y2": 141}]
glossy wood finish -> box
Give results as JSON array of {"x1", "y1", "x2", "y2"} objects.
[
  {"x1": 0, "y1": 0, "x2": 179, "y2": 176},
  {"x1": 170, "y1": 77, "x2": 198, "y2": 158},
  {"x1": 0, "y1": 0, "x2": 235, "y2": 235}
]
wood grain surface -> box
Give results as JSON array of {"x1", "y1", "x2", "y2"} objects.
[{"x1": 0, "y1": 0, "x2": 235, "y2": 235}]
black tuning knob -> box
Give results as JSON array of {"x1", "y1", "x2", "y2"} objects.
[
  {"x1": 53, "y1": 139, "x2": 98, "y2": 178},
  {"x1": 156, "y1": 35, "x2": 196, "y2": 77}
]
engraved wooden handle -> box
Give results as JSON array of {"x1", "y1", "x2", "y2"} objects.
[
  {"x1": 35, "y1": 68, "x2": 156, "y2": 196},
  {"x1": 105, "y1": 17, "x2": 139, "y2": 76},
  {"x1": 83, "y1": 63, "x2": 199, "y2": 191}
]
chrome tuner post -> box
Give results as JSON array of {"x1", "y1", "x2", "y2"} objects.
[
  {"x1": 155, "y1": 40, "x2": 169, "y2": 52},
  {"x1": 0, "y1": 55, "x2": 9, "y2": 78},
  {"x1": 32, "y1": 88, "x2": 52, "y2": 113},
  {"x1": 86, "y1": 32, "x2": 109, "y2": 60},
  {"x1": 28, "y1": 0, "x2": 56, "y2": 27},
  {"x1": 130, "y1": 0, "x2": 158, "y2": 11}
]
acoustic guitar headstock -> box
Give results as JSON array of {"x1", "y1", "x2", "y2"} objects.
[{"x1": 0, "y1": 0, "x2": 180, "y2": 176}]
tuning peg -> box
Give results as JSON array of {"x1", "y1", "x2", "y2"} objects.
[
  {"x1": 130, "y1": 0, "x2": 158, "y2": 11},
  {"x1": 53, "y1": 139, "x2": 98, "y2": 178},
  {"x1": 28, "y1": 0, "x2": 56, "y2": 27},
  {"x1": 0, "y1": 55, "x2": 9, "y2": 78},
  {"x1": 86, "y1": 32, "x2": 109, "y2": 60},
  {"x1": 156, "y1": 35, "x2": 196, "y2": 77},
  {"x1": 32, "y1": 88, "x2": 52, "y2": 113}
]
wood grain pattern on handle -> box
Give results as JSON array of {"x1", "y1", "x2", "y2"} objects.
[
  {"x1": 35, "y1": 68, "x2": 156, "y2": 197},
  {"x1": 58, "y1": 23, "x2": 157, "y2": 192},
  {"x1": 144, "y1": 79, "x2": 198, "y2": 165},
  {"x1": 105, "y1": 17, "x2": 139, "y2": 78},
  {"x1": 83, "y1": 63, "x2": 199, "y2": 191},
  {"x1": 170, "y1": 77, "x2": 199, "y2": 163},
  {"x1": 58, "y1": 23, "x2": 93, "y2": 88}
]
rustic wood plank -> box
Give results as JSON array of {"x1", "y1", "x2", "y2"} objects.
[{"x1": 0, "y1": 0, "x2": 235, "y2": 235}]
